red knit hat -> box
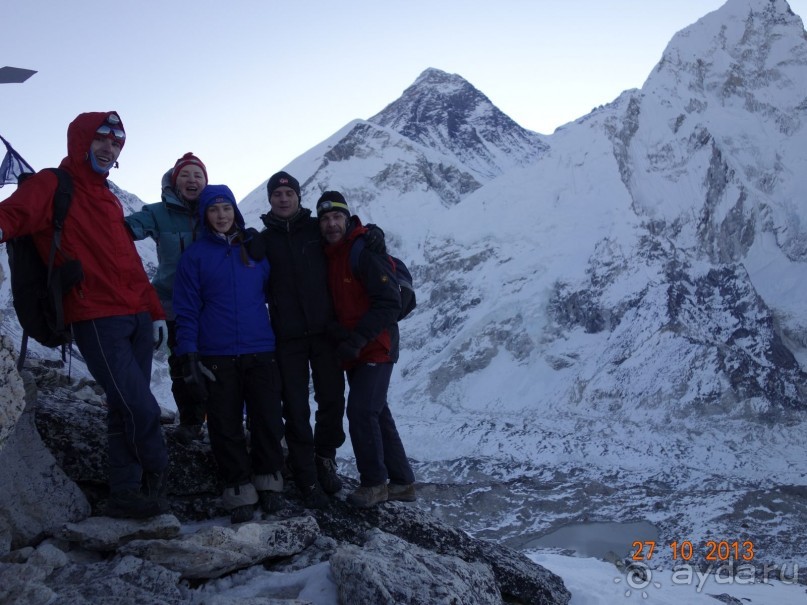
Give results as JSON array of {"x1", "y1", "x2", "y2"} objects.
[{"x1": 171, "y1": 152, "x2": 208, "y2": 188}]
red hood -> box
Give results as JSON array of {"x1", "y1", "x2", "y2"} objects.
[{"x1": 61, "y1": 111, "x2": 125, "y2": 178}]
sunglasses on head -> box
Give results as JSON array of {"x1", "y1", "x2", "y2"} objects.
[
  {"x1": 96, "y1": 124, "x2": 126, "y2": 141},
  {"x1": 96, "y1": 113, "x2": 125, "y2": 141}
]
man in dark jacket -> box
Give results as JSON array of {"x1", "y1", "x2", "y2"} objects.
[
  {"x1": 317, "y1": 191, "x2": 416, "y2": 508},
  {"x1": 259, "y1": 172, "x2": 387, "y2": 508},
  {"x1": 258, "y1": 172, "x2": 346, "y2": 508}
]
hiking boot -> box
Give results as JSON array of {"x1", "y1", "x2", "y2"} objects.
[
  {"x1": 141, "y1": 472, "x2": 170, "y2": 513},
  {"x1": 258, "y1": 490, "x2": 285, "y2": 514},
  {"x1": 315, "y1": 455, "x2": 343, "y2": 494},
  {"x1": 175, "y1": 424, "x2": 203, "y2": 445},
  {"x1": 387, "y1": 482, "x2": 417, "y2": 502},
  {"x1": 347, "y1": 483, "x2": 388, "y2": 508},
  {"x1": 222, "y1": 483, "x2": 258, "y2": 518},
  {"x1": 254, "y1": 471, "x2": 283, "y2": 492},
  {"x1": 106, "y1": 489, "x2": 164, "y2": 519},
  {"x1": 230, "y1": 504, "x2": 255, "y2": 524},
  {"x1": 299, "y1": 483, "x2": 330, "y2": 510}
]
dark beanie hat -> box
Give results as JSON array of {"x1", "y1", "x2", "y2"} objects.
[
  {"x1": 316, "y1": 191, "x2": 351, "y2": 219},
  {"x1": 171, "y1": 152, "x2": 208, "y2": 188},
  {"x1": 267, "y1": 171, "x2": 301, "y2": 199}
]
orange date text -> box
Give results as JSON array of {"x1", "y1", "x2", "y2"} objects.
[{"x1": 630, "y1": 540, "x2": 755, "y2": 562}]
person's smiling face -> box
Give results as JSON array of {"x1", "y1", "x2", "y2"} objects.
[
  {"x1": 269, "y1": 186, "x2": 300, "y2": 219},
  {"x1": 206, "y1": 201, "x2": 235, "y2": 234},
  {"x1": 89, "y1": 135, "x2": 122, "y2": 171},
  {"x1": 175, "y1": 166, "x2": 207, "y2": 202}
]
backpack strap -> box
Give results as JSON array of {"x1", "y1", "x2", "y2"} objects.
[
  {"x1": 46, "y1": 169, "x2": 74, "y2": 340},
  {"x1": 46, "y1": 168, "x2": 74, "y2": 277},
  {"x1": 349, "y1": 235, "x2": 366, "y2": 277}
]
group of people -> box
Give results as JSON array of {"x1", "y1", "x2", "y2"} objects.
[{"x1": 0, "y1": 110, "x2": 415, "y2": 523}]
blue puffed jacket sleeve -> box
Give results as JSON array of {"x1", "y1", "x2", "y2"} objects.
[{"x1": 172, "y1": 247, "x2": 202, "y2": 357}]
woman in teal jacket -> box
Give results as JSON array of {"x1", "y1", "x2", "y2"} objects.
[{"x1": 125, "y1": 153, "x2": 208, "y2": 442}]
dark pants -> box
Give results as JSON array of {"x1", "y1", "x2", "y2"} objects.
[
  {"x1": 346, "y1": 362, "x2": 414, "y2": 487},
  {"x1": 276, "y1": 334, "x2": 346, "y2": 488},
  {"x1": 202, "y1": 352, "x2": 284, "y2": 487},
  {"x1": 72, "y1": 312, "x2": 168, "y2": 492},
  {"x1": 167, "y1": 320, "x2": 206, "y2": 427}
]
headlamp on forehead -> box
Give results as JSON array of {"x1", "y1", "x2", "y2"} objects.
[
  {"x1": 316, "y1": 191, "x2": 350, "y2": 219},
  {"x1": 96, "y1": 113, "x2": 125, "y2": 142},
  {"x1": 317, "y1": 200, "x2": 350, "y2": 215}
]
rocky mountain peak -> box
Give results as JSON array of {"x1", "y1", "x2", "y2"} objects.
[
  {"x1": 370, "y1": 67, "x2": 491, "y2": 130},
  {"x1": 411, "y1": 66, "x2": 470, "y2": 93},
  {"x1": 647, "y1": 0, "x2": 807, "y2": 110},
  {"x1": 368, "y1": 67, "x2": 547, "y2": 178},
  {"x1": 600, "y1": 0, "x2": 807, "y2": 271}
]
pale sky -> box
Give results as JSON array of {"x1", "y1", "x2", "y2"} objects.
[{"x1": 2, "y1": 0, "x2": 805, "y2": 204}]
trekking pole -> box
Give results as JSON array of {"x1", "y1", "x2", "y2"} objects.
[{"x1": 16, "y1": 331, "x2": 28, "y2": 372}]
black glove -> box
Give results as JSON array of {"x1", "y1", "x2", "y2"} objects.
[
  {"x1": 326, "y1": 321, "x2": 351, "y2": 344},
  {"x1": 244, "y1": 228, "x2": 266, "y2": 261},
  {"x1": 364, "y1": 224, "x2": 387, "y2": 255},
  {"x1": 181, "y1": 353, "x2": 213, "y2": 401},
  {"x1": 336, "y1": 332, "x2": 368, "y2": 362}
]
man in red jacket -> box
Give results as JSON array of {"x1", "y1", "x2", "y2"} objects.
[
  {"x1": 317, "y1": 191, "x2": 416, "y2": 507},
  {"x1": 0, "y1": 111, "x2": 169, "y2": 519}
]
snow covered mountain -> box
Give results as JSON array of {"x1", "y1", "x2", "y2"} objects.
[
  {"x1": 2, "y1": 0, "x2": 806, "y2": 571},
  {"x1": 238, "y1": 0, "x2": 807, "y2": 566},
  {"x1": 239, "y1": 67, "x2": 549, "y2": 230},
  {"x1": 369, "y1": 67, "x2": 549, "y2": 180}
]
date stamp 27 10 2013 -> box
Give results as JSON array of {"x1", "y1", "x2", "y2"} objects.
[{"x1": 630, "y1": 539, "x2": 755, "y2": 562}]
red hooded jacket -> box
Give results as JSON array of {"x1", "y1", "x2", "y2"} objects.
[
  {"x1": 324, "y1": 219, "x2": 401, "y2": 367},
  {"x1": 0, "y1": 112, "x2": 164, "y2": 323}
]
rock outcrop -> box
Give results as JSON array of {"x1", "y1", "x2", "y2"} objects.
[{"x1": 0, "y1": 345, "x2": 570, "y2": 605}]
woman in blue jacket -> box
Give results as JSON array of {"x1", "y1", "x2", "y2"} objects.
[{"x1": 173, "y1": 184, "x2": 284, "y2": 523}]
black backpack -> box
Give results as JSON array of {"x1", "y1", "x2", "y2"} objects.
[
  {"x1": 350, "y1": 235, "x2": 417, "y2": 321},
  {"x1": 7, "y1": 168, "x2": 83, "y2": 369}
]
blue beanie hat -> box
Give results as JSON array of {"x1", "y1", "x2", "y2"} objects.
[
  {"x1": 200, "y1": 184, "x2": 236, "y2": 208},
  {"x1": 198, "y1": 184, "x2": 242, "y2": 230}
]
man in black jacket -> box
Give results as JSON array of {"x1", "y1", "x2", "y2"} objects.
[{"x1": 259, "y1": 171, "x2": 384, "y2": 508}]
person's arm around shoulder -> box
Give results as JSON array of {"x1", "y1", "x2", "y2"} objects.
[
  {"x1": 124, "y1": 203, "x2": 159, "y2": 241},
  {"x1": 363, "y1": 223, "x2": 387, "y2": 254},
  {"x1": 243, "y1": 227, "x2": 266, "y2": 261}
]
